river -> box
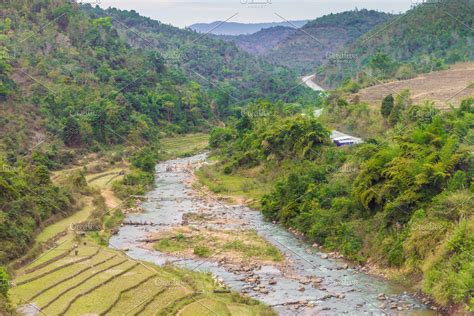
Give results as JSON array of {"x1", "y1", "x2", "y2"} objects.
[{"x1": 110, "y1": 153, "x2": 434, "y2": 315}]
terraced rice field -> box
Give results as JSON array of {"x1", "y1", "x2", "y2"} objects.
[
  {"x1": 353, "y1": 63, "x2": 474, "y2": 110},
  {"x1": 11, "y1": 236, "x2": 273, "y2": 315},
  {"x1": 160, "y1": 133, "x2": 209, "y2": 159}
]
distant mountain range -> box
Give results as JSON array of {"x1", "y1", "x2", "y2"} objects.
[
  {"x1": 188, "y1": 20, "x2": 308, "y2": 36},
  {"x1": 216, "y1": 10, "x2": 394, "y2": 75},
  {"x1": 217, "y1": 26, "x2": 297, "y2": 55}
]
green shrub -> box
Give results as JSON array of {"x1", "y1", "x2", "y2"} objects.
[{"x1": 193, "y1": 246, "x2": 211, "y2": 257}]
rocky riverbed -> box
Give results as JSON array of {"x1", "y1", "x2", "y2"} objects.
[{"x1": 110, "y1": 153, "x2": 435, "y2": 315}]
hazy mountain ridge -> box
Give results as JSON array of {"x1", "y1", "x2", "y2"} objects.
[
  {"x1": 216, "y1": 26, "x2": 297, "y2": 55},
  {"x1": 189, "y1": 20, "x2": 308, "y2": 35},
  {"x1": 216, "y1": 9, "x2": 395, "y2": 74}
]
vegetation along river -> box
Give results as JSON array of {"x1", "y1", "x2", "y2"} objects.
[{"x1": 110, "y1": 153, "x2": 434, "y2": 315}]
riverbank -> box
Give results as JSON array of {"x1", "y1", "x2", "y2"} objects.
[
  {"x1": 196, "y1": 157, "x2": 449, "y2": 313},
  {"x1": 110, "y1": 153, "x2": 432, "y2": 315}
]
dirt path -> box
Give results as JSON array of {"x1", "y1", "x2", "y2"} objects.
[{"x1": 302, "y1": 74, "x2": 325, "y2": 91}]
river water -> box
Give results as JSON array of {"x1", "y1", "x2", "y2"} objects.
[{"x1": 109, "y1": 154, "x2": 434, "y2": 315}]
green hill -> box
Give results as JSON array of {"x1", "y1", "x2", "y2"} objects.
[
  {"x1": 321, "y1": 0, "x2": 474, "y2": 87},
  {"x1": 263, "y1": 9, "x2": 394, "y2": 74},
  {"x1": 81, "y1": 5, "x2": 309, "y2": 107}
]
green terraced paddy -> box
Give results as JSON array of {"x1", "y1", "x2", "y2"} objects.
[{"x1": 11, "y1": 236, "x2": 274, "y2": 315}]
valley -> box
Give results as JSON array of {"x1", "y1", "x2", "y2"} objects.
[
  {"x1": 1, "y1": 0, "x2": 473, "y2": 315},
  {"x1": 109, "y1": 153, "x2": 432, "y2": 315}
]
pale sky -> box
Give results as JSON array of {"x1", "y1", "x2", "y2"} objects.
[{"x1": 96, "y1": 0, "x2": 413, "y2": 28}]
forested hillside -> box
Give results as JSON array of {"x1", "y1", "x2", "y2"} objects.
[
  {"x1": 82, "y1": 5, "x2": 310, "y2": 109},
  {"x1": 217, "y1": 26, "x2": 297, "y2": 56},
  {"x1": 259, "y1": 10, "x2": 394, "y2": 74},
  {"x1": 321, "y1": 0, "x2": 474, "y2": 87},
  {"x1": 189, "y1": 20, "x2": 308, "y2": 36}
]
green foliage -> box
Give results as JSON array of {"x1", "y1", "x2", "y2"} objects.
[
  {"x1": 131, "y1": 148, "x2": 158, "y2": 173},
  {"x1": 82, "y1": 5, "x2": 307, "y2": 104},
  {"x1": 0, "y1": 159, "x2": 74, "y2": 263},
  {"x1": 388, "y1": 90, "x2": 411, "y2": 125},
  {"x1": 209, "y1": 127, "x2": 235, "y2": 149},
  {"x1": 422, "y1": 218, "x2": 474, "y2": 307},
  {"x1": 322, "y1": 0, "x2": 473, "y2": 87},
  {"x1": 381, "y1": 94, "x2": 394, "y2": 118},
  {"x1": 211, "y1": 96, "x2": 473, "y2": 307},
  {"x1": 63, "y1": 117, "x2": 81, "y2": 147},
  {"x1": 193, "y1": 246, "x2": 211, "y2": 257},
  {"x1": 264, "y1": 9, "x2": 394, "y2": 74},
  {"x1": 0, "y1": 266, "x2": 9, "y2": 297}
]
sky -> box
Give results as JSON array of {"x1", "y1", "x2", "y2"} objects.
[{"x1": 95, "y1": 0, "x2": 414, "y2": 28}]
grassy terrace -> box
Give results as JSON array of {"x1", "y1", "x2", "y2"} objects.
[
  {"x1": 11, "y1": 136, "x2": 275, "y2": 315},
  {"x1": 196, "y1": 163, "x2": 274, "y2": 208},
  {"x1": 11, "y1": 236, "x2": 274, "y2": 315},
  {"x1": 160, "y1": 133, "x2": 209, "y2": 159}
]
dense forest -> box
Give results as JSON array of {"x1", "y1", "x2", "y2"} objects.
[
  {"x1": 209, "y1": 95, "x2": 474, "y2": 309},
  {"x1": 81, "y1": 5, "x2": 313, "y2": 109},
  {"x1": 321, "y1": 0, "x2": 474, "y2": 87}
]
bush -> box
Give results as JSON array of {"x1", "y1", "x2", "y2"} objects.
[
  {"x1": 381, "y1": 94, "x2": 394, "y2": 118},
  {"x1": 193, "y1": 246, "x2": 211, "y2": 257},
  {"x1": 209, "y1": 127, "x2": 235, "y2": 149},
  {"x1": 422, "y1": 219, "x2": 474, "y2": 307}
]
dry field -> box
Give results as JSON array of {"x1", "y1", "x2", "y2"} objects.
[{"x1": 353, "y1": 63, "x2": 474, "y2": 110}]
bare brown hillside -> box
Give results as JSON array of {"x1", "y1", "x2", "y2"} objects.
[{"x1": 353, "y1": 63, "x2": 474, "y2": 110}]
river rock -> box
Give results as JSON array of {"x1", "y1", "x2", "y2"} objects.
[
  {"x1": 298, "y1": 285, "x2": 305, "y2": 292},
  {"x1": 300, "y1": 277, "x2": 311, "y2": 285},
  {"x1": 320, "y1": 253, "x2": 328, "y2": 259},
  {"x1": 377, "y1": 293, "x2": 386, "y2": 300},
  {"x1": 312, "y1": 278, "x2": 323, "y2": 286},
  {"x1": 268, "y1": 278, "x2": 277, "y2": 285}
]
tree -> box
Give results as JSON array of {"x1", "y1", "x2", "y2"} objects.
[
  {"x1": 381, "y1": 94, "x2": 394, "y2": 118},
  {"x1": 0, "y1": 266, "x2": 9, "y2": 297},
  {"x1": 63, "y1": 117, "x2": 81, "y2": 147},
  {"x1": 33, "y1": 165, "x2": 51, "y2": 186}
]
